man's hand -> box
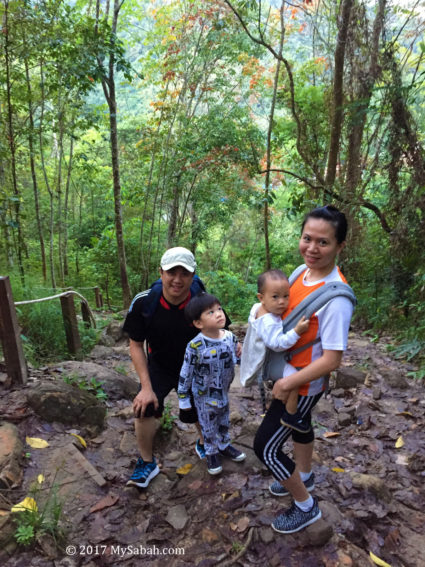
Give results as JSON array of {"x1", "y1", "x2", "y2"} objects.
[
  {"x1": 236, "y1": 342, "x2": 242, "y2": 358},
  {"x1": 133, "y1": 387, "x2": 158, "y2": 418}
]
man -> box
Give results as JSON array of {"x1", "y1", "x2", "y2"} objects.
[{"x1": 123, "y1": 247, "x2": 207, "y2": 488}]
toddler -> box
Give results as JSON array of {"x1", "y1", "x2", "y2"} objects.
[{"x1": 178, "y1": 293, "x2": 246, "y2": 475}]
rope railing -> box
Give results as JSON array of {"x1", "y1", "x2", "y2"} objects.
[{"x1": 14, "y1": 290, "x2": 96, "y2": 329}]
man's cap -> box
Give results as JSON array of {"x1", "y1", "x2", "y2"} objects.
[{"x1": 160, "y1": 247, "x2": 196, "y2": 273}]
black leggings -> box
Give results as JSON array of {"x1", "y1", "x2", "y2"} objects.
[{"x1": 253, "y1": 393, "x2": 322, "y2": 481}]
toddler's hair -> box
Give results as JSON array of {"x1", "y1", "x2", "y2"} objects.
[
  {"x1": 257, "y1": 269, "x2": 288, "y2": 293},
  {"x1": 185, "y1": 292, "x2": 221, "y2": 323}
]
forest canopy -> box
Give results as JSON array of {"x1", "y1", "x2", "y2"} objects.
[{"x1": 1, "y1": 0, "x2": 425, "y2": 369}]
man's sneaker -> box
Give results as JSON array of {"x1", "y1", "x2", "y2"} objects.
[
  {"x1": 219, "y1": 444, "x2": 246, "y2": 462},
  {"x1": 207, "y1": 453, "x2": 222, "y2": 475},
  {"x1": 126, "y1": 457, "x2": 160, "y2": 488},
  {"x1": 280, "y1": 408, "x2": 311, "y2": 433},
  {"x1": 271, "y1": 497, "x2": 321, "y2": 534},
  {"x1": 269, "y1": 473, "x2": 315, "y2": 496},
  {"x1": 195, "y1": 439, "x2": 206, "y2": 460}
]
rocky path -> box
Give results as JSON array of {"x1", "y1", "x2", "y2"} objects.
[{"x1": 1, "y1": 328, "x2": 425, "y2": 567}]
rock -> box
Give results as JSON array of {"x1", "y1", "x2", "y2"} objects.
[
  {"x1": 372, "y1": 386, "x2": 381, "y2": 400},
  {"x1": 258, "y1": 526, "x2": 274, "y2": 544},
  {"x1": 337, "y1": 413, "x2": 352, "y2": 427},
  {"x1": 0, "y1": 512, "x2": 17, "y2": 557},
  {"x1": 0, "y1": 422, "x2": 24, "y2": 489},
  {"x1": 119, "y1": 431, "x2": 135, "y2": 454},
  {"x1": 54, "y1": 361, "x2": 139, "y2": 401},
  {"x1": 342, "y1": 404, "x2": 357, "y2": 415},
  {"x1": 98, "y1": 320, "x2": 126, "y2": 347},
  {"x1": 320, "y1": 501, "x2": 355, "y2": 533},
  {"x1": 381, "y1": 370, "x2": 409, "y2": 390},
  {"x1": 332, "y1": 388, "x2": 346, "y2": 398},
  {"x1": 303, "y1": 518, "x2": 333, "y2": 546},
  {"x1": 230, "y1": 410, "x2": 243, "y2": 424},
  {"x1": 106, "y1": 320, "x2": 125, "y2": 342},
  {"x1": 89, "y1": 345, "x2": 114, "y2": 359},
  {"x1": 349, "y1": 472, "x2": 391, "y2": 502},
  {"x1": 166, "y1": 504, "x2": 189, "y2": 530},
  {"x1": 334, "y1": 368, "x2": 366, "y2": 389},
  {"x1": 26, "y1": 382, "x2": 106, "y2": 432},
  {"x1": 98, "y1": 332, "x2": 115, "y2": 347}
]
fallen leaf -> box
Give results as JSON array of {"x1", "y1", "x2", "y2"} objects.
[
  {"x1": 395, "y1": 411, "x2": 413, "y2": 418},
  {"x1": 323, "y1": 432, "x2": 340, "y2": 438},
  {"x1": 176, "y1": 463, "x2": 193, "y2": 475},
  {"x1": 37, "y1": 474, "x2": 45, "y2": 484},
  {"x1": 187, "y1": 479, "x2": 202, "y2": 490},
  {"x1": 11, "y1": 497, "x2": 38, "y2": 513},
  {"x1": 332, "y1": 467, "x2": 345, "y2": 473},
  {"x1": 237, "y1": 516, "x2": 250, "y2": 532},
  {"x1": 369, "y1": 551, "x2": 392, "y2": 567},
  {"x1": 70, "y1": 433, "x2": 87, "y2": 448},
  {"x1": 230, "y1": 522, "x2": 238, "y2": 531},
  {"x1": 384, "y1": 527, "x2": 400, "y2": 551},
  {"x1": 26, "y1": 437, "x2": 49, "y2": 449},
  {"x1": 89, "y1": 493, "x2": 119, "y2": 514},
  {"x1": 395, "y1": 436, "x2": 404, "y2": 449}
]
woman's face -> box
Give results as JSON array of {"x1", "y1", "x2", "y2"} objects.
[{"x1": 299, "y1": 218, "x2": 345, "y2": 274}]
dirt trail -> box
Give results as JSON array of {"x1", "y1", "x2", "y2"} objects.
[{"x1": 1, "y1": 329, "x2": 425, "y2": 567}]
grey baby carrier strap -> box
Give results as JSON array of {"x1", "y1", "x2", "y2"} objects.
[{"x1": 258, "y1": 266, "x2": 356, "y2": 412}]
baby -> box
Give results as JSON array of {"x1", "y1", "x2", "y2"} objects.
[{"x1": 241, "y1": 269, "x2": 310, "y2": 432}]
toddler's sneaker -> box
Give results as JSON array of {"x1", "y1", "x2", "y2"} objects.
[
  {"x1": 207, "y1": 453, "x2": 222, "y2": 475},
  {"x1": 195, "y1": 439, "x2": 206, "y2": 459},
  {"x1": 271, "y1": 498, "x2": 321, "y2": 534},
  {"x1": 219, "y1": 444, "x2": 246, "y2": 462},
  {"x1": 269, "y1": 472, "x2": 315, "y2": 496},
  {"x1": 280, "y1": 408, "x2": 311, "y2": 433},
  {"x1": 126, "y1": 457, "x2": 159, "y2": 488}
]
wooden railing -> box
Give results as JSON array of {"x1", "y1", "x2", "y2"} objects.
[{"x1": 0, "y1": 276, "x2": 98, "y2": 385}]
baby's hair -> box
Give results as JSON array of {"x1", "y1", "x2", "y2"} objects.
[
  {"x1": 257, "y1": 269, "x2": 288, "y2": 294},
  {"x1": 185, "y1": 292, "x2": 221, "y2": 323}
]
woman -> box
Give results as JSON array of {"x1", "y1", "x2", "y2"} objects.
[{"x1": 253, "y1": 205, "x2": 354, "y2": 534}]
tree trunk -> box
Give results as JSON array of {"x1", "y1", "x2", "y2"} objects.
[
  {"x1": 39, "y1": 62, "x2": 56, "y2": 290},
  {"x1": 325, "y1": 0, "x2": 354, "y2": 188},
  {"x1": 99, "y1": 0, "x2": 131, "y2": 307},
  {"x1": 3, "y1": 0, "x2": 25, "y2": 283},
  {"x1": 24, "y1": 54, "x2": 47, "y2": 282},
  {"x1": 63, "y1": 136, "x2": 74, "y2": 277}
]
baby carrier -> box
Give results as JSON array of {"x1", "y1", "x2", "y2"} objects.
[{"x1": 241, "y1": 265, "x2": 357, "y2": 412}]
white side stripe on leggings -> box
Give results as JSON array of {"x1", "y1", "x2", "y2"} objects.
[{"x1": 263, "y1": 396, "x2": 317, "y2": 480}]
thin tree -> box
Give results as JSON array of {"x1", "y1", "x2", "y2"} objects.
[{"x1": 96, "y1": 0, "x2": 131, "y2": 307}]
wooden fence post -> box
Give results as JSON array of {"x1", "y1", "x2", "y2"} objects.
[
  {"x1": 0, "y1": 276, "x2": 28, "y2": 384},
  {"x1": 81, "y1": 301, "x2": 91, "y2": 328},
  {"x1": 94, "y1": 287, "x2": 103, "y2": 308},
  {"x1": 60, "y1": 293, "x2": 82, "y2": 358}
]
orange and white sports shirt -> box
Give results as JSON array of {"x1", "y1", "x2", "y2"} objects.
[{"x1": 282, "y1": 265, "x2": 354, "y2": 396}]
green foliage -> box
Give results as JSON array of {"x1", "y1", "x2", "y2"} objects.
[
  {"x1": 387, "y1": 338, "x2": 423, "y2": 361},
  {"x1": 15, "y1": 524, "x2": 35, "y2": 546},
  {"x1": 159, "y1": 402, "x2": 177, "y2": 432},
  {"x1": 204, "y1": 270, "x2": 257, "y2": 321},
  {"x1": 12, "y1": 480, "x2": 65, "y2": 549},
  {"x1": 15, "y1": 300, "x2": 98, "y2": 366},
  {"x1": 62, "y1": 373, "x2": 108, "y2": 401}
]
